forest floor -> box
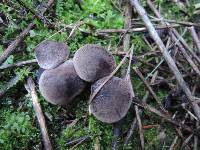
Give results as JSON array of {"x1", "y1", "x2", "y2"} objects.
[{"x1": 1, "y1": 0, "x2": 200, "y2": 149}]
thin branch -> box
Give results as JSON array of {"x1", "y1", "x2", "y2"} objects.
[
  {"x1": 124, "y1": 71, "x2": 157, "y2": 146},
  {"x1": 172, "y1": 29, "x2": 200, "y2": 65},
  {"x1": 26, "y1": 77, "x2": 53, "y2": 150},
  {"x1": 96, "y1": 24, "x2": 180, "y2": 34},
  {"x1": 188, "y1": 26, "x2": 200, "y2": 54},
  {"x1": 132, "y1": 100, "x2": 193, "y2": 133},
  {"x1": 0, "y1": 66, "x2": 33, "y2": 98},
  {"x1": 132, "y1": 0, "x2": 200, "y2": 120},
  {"x1": 194, "y1": 122, "x2": 199, "y2": 150},
  {"x1": 16, "y1": 0, "x2": 50, "y2": 26},
  {"x1": 0, "y1": 74, "x2": 21, "y2": 98},
  {"x1": 123, "y1": 2, "x2": 132, "y2": 51},
  {"x1": 171, "y1": 0, "x2": 187, "y2": 13},
  {"x1": 133, "y1": 67, "x2": 166, "y2": 112},
  {"x1": 148, "y1": 0, "x2": 200, "y2": 69},
  {"x1": 0, "y1": 59, "x2": 37, "y2": 70},
  {"x1": 0, "y1": 0, "x2": 54, "y2": 65},
  {"x1": 150, "y1": 18, "x2": 200, "y2": 28},
  {"x1": 135, "y1": 105, "x2": 145, "y2": 150},
  {"x1": 169, "y1": 136, "x2": 178, "y2": 150},
  {"x1": 66, "y1": 136, "x2": 91, "y2": 147},
  {"x1": 181, "y1": 134, "x2": 193, "y2": 149}
]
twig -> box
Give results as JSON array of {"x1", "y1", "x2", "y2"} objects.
[
  {"x1": 124, "y1": 71, "x2": 157, "y2": 146},
  {"x1": 143, "y1": 124, "x2": 159, "y2": 129},
  {"x1": 133, "y1": 67, "x2": 166, "y2": 112},
  {"x1": 135, "y1": 105, "x2": 144, "y2": 150},
  {"x1": 0, "y1": 59, "x2": 37, "y2": 70},
  {"x1": 124, "y1": 118, "x2": 137, "y2": 146},
  {"x1": 66, "y1": 136, "x2": 91, "y2": 147},
  {"x1": 0, "y1": 66, "x2": 32, "y2": 98},
  {"x1": 171, "y1": 0, "x2": 187, "y2": 13},
  {"x1": 188, "y1": 26, "x2": 200, "y2": 54},
  {"x1": 143, "y1": 28, "x2": 187, "y2": 81},
  {"x1": 123, "y1": 2, "x2": 132, "y2": 51},
  {"x1": 169, "y1": 136, "x2": 178, "y2": 150},
  {"x1": 132, "y1": 100, "x2": 193, "y2": 133},
  {"x1": 148, "y1": 0, "x2": 200, "y2": 66},
  {"x1": 169, "y1": 113, "x2": 188, "y2": 150},
  {"x1": 148, "y1": 1, "x2": 200, "y2": 74},
  {"x1": 0, "y1": 74, "x2": 21, "y2": 98},
  {"x1": 194, "y1": 122, "x2": 199, "y2": 150},
  {"x1": 150, "y1": 18, "x2": 200, "y2": 28},
  {"x1": 131, "y1": 0, "x2": 200, "y2": 120},
  {"x1": 16, "y1": 0, "x2": 50, "y2": 26},
  {"x1": 66, "y1": 21, "x2": 85, "y2": 41},
  {"x1": 172, "y1": 29, "x2": 200, "y2": 65},
  {"x1": 0, "y1": 0, "x2": 54, "y2": 65},
  {"x1": 69, "y1": 137, "x2": 88, "y2": 150},
  {"x1": 96, "y1": 24, "x2": 180, "y2": 34},
  {"x1": 181, "y1": 134, "x2": 193, "y2": 149},
  {"x1": 26, "y1": 77, "x2": 53, "y2": 150},
  {"x1": 0, "y1": 22, "x2": 35, "y2": 65}
]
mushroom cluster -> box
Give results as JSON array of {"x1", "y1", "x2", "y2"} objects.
[{"x1": 35, "y1": 41, "x2": 132, "y2": 123}]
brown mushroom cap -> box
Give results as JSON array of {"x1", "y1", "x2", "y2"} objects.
[
  {"x1": 89, "y1": 76, "x2": 132, "y2": 123},
  {"x1": 35, "y1": 40, "x2": 70, "y2": 69},
  {"x1": 73, "y1": 44, "x2": 116, "y2": 82},
  {"x1": 39, "y1": 60, "x2": 86, "y2": 105}
]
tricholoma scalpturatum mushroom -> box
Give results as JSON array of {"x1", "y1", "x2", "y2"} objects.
[
  {"x1": 35, "y1": 41, "x2": 132, "y2": 123},
  {"x1": 73, "y1": 44, "x2": 116, "y2": 82},
  {"x1": 39, "y1": 60, "x2": 86, "y2": 105},
  {"x1": 35, "y1": 40, "x2": 70, "y2": 69},
  {"x1": 89, "y1": 76, "x2": 132, "y2": 123}
]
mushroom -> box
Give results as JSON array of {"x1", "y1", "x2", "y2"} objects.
[
  {"x1": 36, "y1": 67, "x2": 45, "y2": 83},
  {"x1": 73, "y1": 44, "x2": 116, "y2": 82},
  {"x1": 39, "y1": 60, "x2": 86, "y2": 105},
  {"x1": 89, "y1": 76, "x2": 132, "y2": 123},
  {"x1": 35, "y1": 40, "x2": 70, "y2": 69}
]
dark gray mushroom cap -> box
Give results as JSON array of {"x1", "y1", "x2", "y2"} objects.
[
  {"x1": 39, "y1": 60, "x2": 86, "y2": 105},
  {"x1": 90, "y1": 76, "x2": 132, "y2": 123},
  {"x1": 35, "y1": 40, "x2": 70, "y2": 69},
  {"x1": 73, "y1": 44, "x2": 116, "y2": 82}
]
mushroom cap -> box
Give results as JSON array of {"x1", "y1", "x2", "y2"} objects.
[
  {"x1": 36, "y1": 67, "x2": 45, "y2": 83},
  {"x1": 89, "y1": 76, "x2": 132, "y2": 123},
  {"x1": 35, "y1": 40, "x2": 70, "y2": 69},
  {"x1": 39, "y1": 60, "x2": 86, "y2": 105},
  {"x1": 73, "y1": 44, "x2": 116, "y2": 82}
]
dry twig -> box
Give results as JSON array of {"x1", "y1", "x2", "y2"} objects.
[
  {"x1": 133, "y1": 67, "x2": 166, "y2": 112},
  {"x1": 0, "y1": 66, "x2": 33, "y2": 98},
  {"x1": 0, "y1": 59, "x2": 37, "y2": 70},
  {"x1": 130, "y1": 0, "x2": 200, "y2": 120},
  {"x1": 0, "y1": 0, "x2": 54, "y2": 65},
  {"x1": 135, "y1": 105, "x2": 145, "y2": 150},
  {"x1": 26, "y1": 77, "x2": 53, "y2": 150},
  {"x1": 188, "y1": 26, "x2": 200, "y2": 54}
]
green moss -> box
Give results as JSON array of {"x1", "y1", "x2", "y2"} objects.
[{"x1": 0, "y1": 110, "x2": 39, "y2": 150}]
